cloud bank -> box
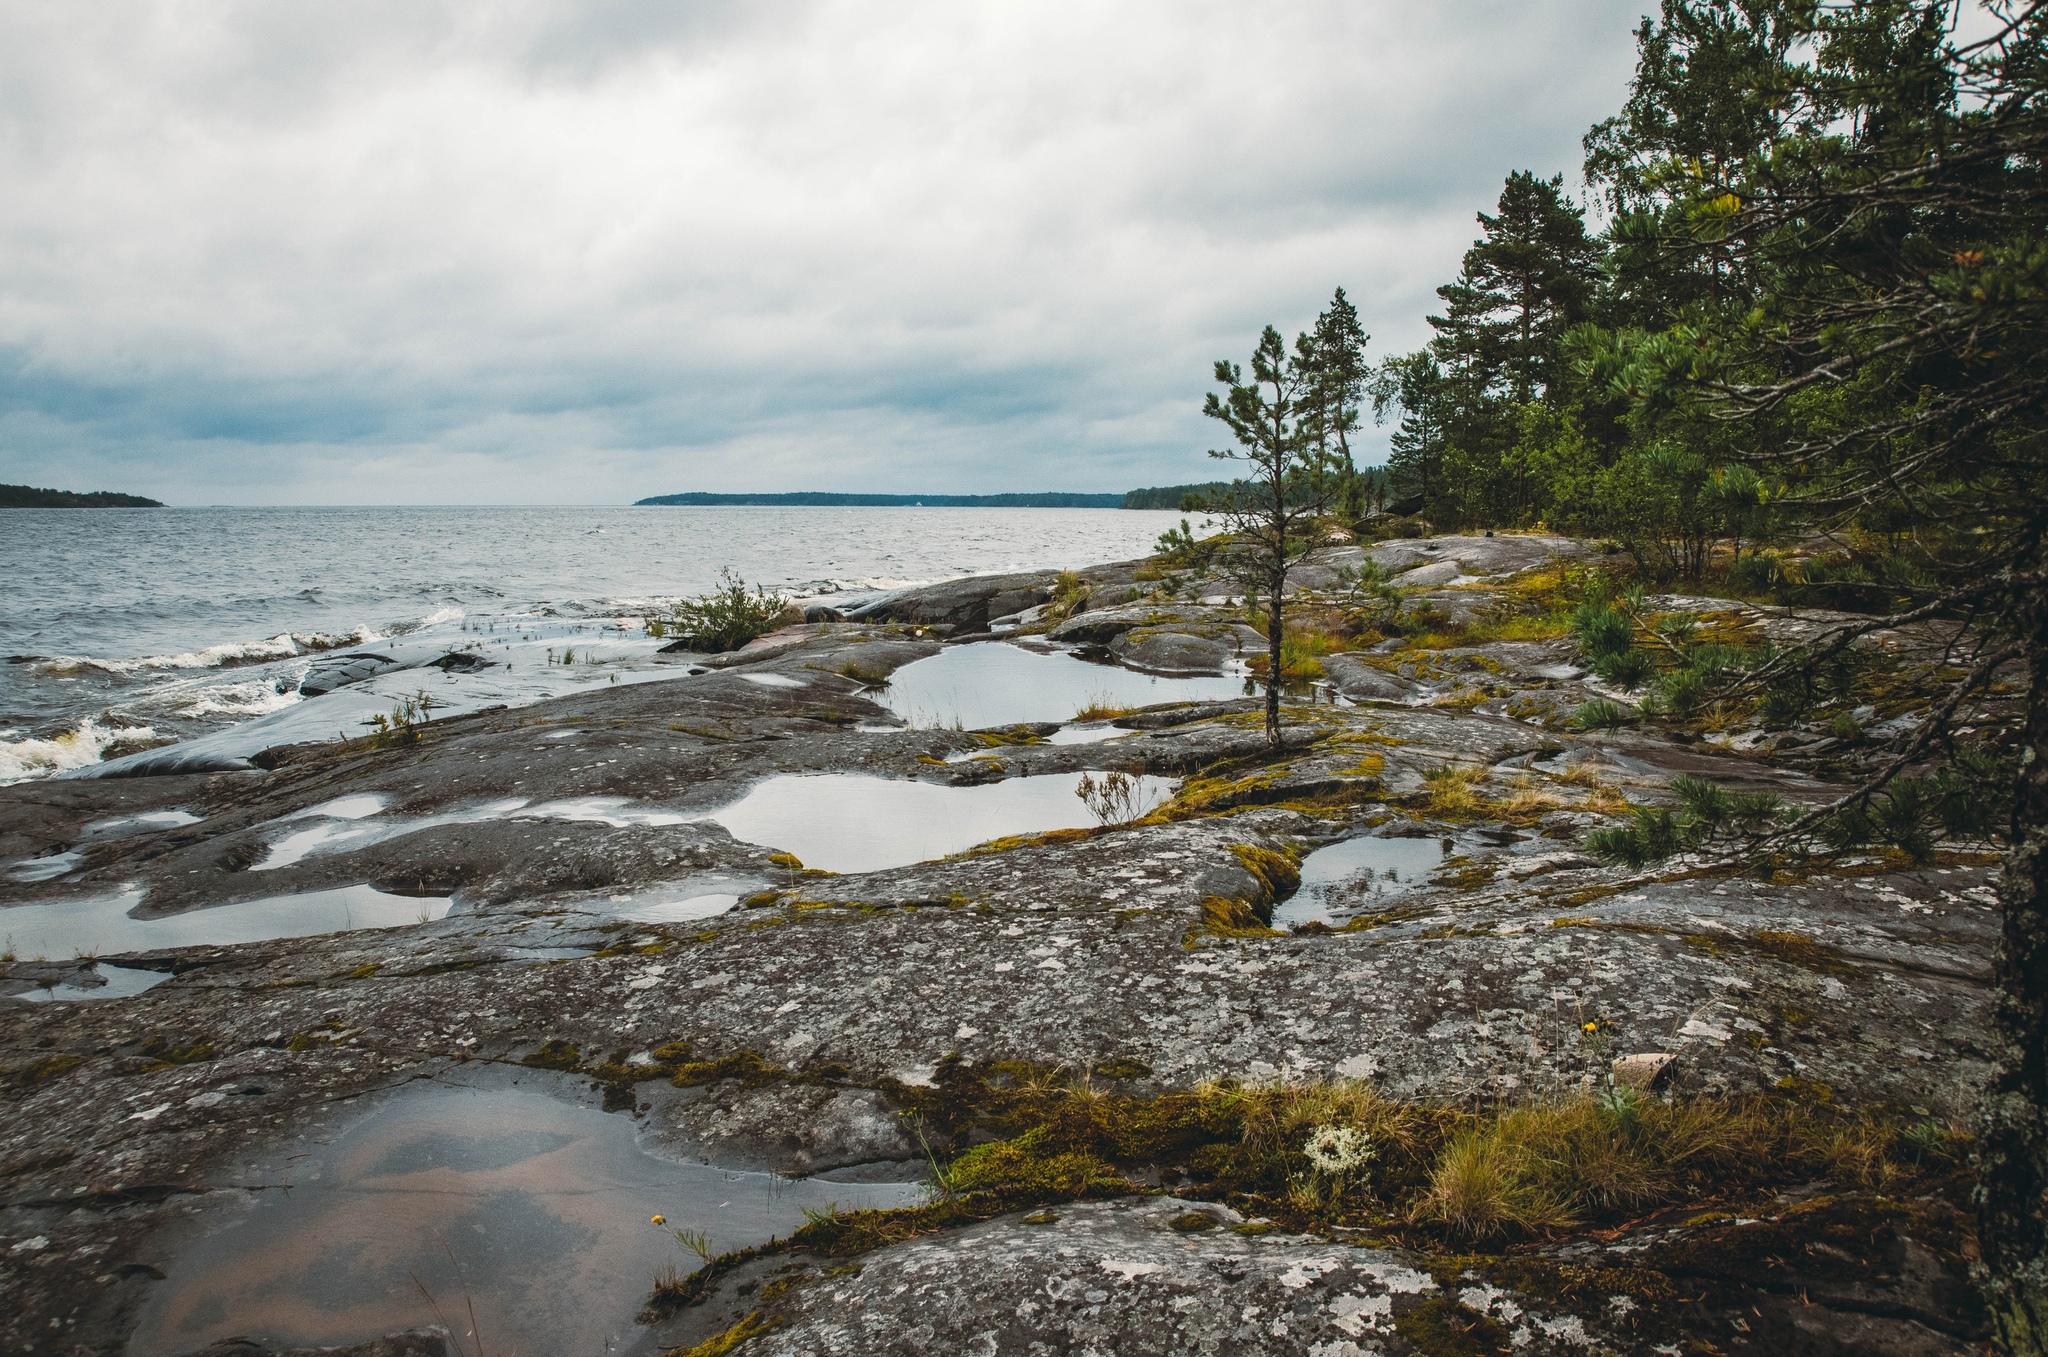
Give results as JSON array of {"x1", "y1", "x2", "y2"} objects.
[{"x1": 0, "y1": 1, "x2": 1646, "y2": 503}]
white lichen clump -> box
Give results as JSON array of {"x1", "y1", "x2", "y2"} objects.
[{"x1": 1303, "y1": 1124, "x2": 1373, "y2": 1175}]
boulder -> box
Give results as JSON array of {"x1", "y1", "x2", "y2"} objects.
[
  {"x1": 1109, "y1": 629, "x2": 1238, "y2": 675},
  {"x1": 846, "y1": 570, "x2": 1056, "y2": 632},
  {"x1": 296, "y1": 652, "x2": 402, "y2": 697},
  {"x1": 1048, "y1": 602, "x2": 1232, "y2": 646},
  {"x1": 1320, "y1": 653, "x2": 1419, "y2": 702},
  {"x1": 1364, "y1": 533, "x2": 1591, "y2": 581}
]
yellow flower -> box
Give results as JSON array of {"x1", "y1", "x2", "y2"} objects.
[
  {"x1": 650, "y1": 1214, "x2": 666, "y2": 1225},
  {"x1": 1581, "y1": 1022, "x2": 1598, "y2": 1033}
]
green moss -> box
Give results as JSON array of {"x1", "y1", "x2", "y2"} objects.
[
  {"x1": 672, "y1": 1311, "x2": 778, "y2": 1357},
  {"x1": 1227, "y1": 843, "x2": 1303, "y2": 902},
  {"x1": 972, "y1": 727, "x2": 1046, "y2": 747},
  {"x1": 1394, "y1": 1296, "x2": 1513, "y2": 1356},
  {"x1": 522, "y1": 1039, "x2": 583, "y2": 1071},
  {"x1": 948, "y1": 1127, "x2": 1130, "y2": 1197},
  {"x1": 1184, "y1": 895, "x2": 1282, "y2": 946},
  {"x1": 136, "y1": 1037, "x2": 215, "y2": 1068},
  {"x1": 1684, "y1": 928, "x2": 1859, "y2": 976},
  {"x1": 11, "y1": 1053, "x2": 84, "y2": 1086},
  {"x1": 671, "y1": 1050, "x2": 781, "y2": 1088},
  {"x1": 1339, "y1": 903, "x2": 1436, "y2": 932}
]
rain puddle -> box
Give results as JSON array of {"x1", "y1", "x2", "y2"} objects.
[
  {"x1": 600, "y1": 875, "x2": 768, "y2": 925},
  {"x1": 1272, "y1": 833, "x2": 1450, "y2": 930},
  {"x1": 252, "y1": 795, "x2": 688, "y2": 871},
  {"x1": 879, "y1": 641, "x2": 1245, "y2": 730},
  {"x1": 4, "y1": 809, "x2": 207, "y2": 882},
  {"x1": 704, "y1": 771, "x2": 1176, "y2": 873},
  {"x1": 0, "y1": 884, "x2": 452, "y2": 961},
  {"x1": 83, "y1": 809, "x2": 205, "y2": 839},
  {"x1": 130, "y1": 1078, "x2": 923, "y2": 1357},
  {"x1": 12, "y1": 962, "x2": 171, "y2": 1002}
]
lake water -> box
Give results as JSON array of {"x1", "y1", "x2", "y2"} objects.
[{"x1": 0, "y1": 505, "x2": 1192, "y2": 781}]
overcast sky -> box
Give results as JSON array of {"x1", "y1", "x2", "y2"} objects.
[{"x1": 0, "y1": 1, "x2": 1647, "y2": 505}]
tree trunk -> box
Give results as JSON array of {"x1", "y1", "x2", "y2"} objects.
[
  {"x1": 1264, "y1": 566, "x2": 1284, "y2": 746},
  {"x1": 1982, "y1": 589, "x2": 2048, "y2": 1357}
]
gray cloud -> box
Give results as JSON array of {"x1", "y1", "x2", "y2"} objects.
[{"x1": 0, "y1": 0, "x2": 1645, "y2": 503}]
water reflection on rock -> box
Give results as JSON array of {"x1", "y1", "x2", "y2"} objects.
[
  {"x1": 703, "y1": 771, "x2": 1177, "y2": 873},
  {"x1": 131, "y1": 1079, "x2": 921, "y2": 1357},
  {"x1": 879, "y1": 641, "x2": 1246, "y2": 730},
  {"x1": 1273, "y1": 833, "x2": 1450, "y2": 930}
]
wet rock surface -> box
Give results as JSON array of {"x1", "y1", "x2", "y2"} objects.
[
  {"x1": 0, "y1": 545, "x2": 2002, "y2": 1355},
  {"x1": 651, "y1": 1194, "x2": 1980, "y2": 1357}
]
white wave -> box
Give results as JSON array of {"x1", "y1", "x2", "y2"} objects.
[
  {"x1": 0, "y1": 717, "x2": 161, "y2": 785},
  {"x1": 175, "y1": 680, "x2": 302, "y2": 719},
  {"x1": 34, "y1": 626, "x2": 377, "y2": 676}
]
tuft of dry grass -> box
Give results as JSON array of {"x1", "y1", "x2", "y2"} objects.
[
  {"x1": 1414, "y1": 1128, "x2": 1577, "y2": 1240},
  {"x1": 643, "y1": 1063, "x2": 1974, "y2": 1325},
  {"x1": 1423, "y1": 765, "x2": 1485, "y2": 815},
  {"x1": 1578, "y1": 782, "x2": 1630, "y2": 816},
  {"x1": 1073, "y1": 695, "x2": 1137, "y2": 722},
  {"x1": 1499, "y1": 774, "x2": 1563, "y2": 819}
]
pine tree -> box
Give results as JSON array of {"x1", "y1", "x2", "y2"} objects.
[
  {"x1": 1582, "y1": 5, "x2": 2048, "y2": 1347},
  {"x1": 1203, "y1": 324, "x2": 1341, "y2": 746},
  {"x1": 1372, "y1": 351, "x2": 1449, "y2": 514},
  {"x1": 1429, "y1": 171, "x2": 1603, "y2": 402}
]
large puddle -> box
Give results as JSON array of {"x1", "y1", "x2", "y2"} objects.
[
  {"x1": 234, "y1": 773, "x2": 1176, "y2": 879},
  {"x1": 879, "y1": 642, "x2": 1246, "y2": 730},
  {"x1": 130, "y1": 1079, "x2": 923, "y2": 1357},
  {"x1": 1272, "y1": 833, "x2": 1449, "y2": 930},
  {"x1": 704, "y1": 771, "x2": 1175, "y2": 873},
  {"x1": 0, "y1": 884, "x2": 452, "y2": 961}
]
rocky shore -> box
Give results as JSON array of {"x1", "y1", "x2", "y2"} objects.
[{"x1": 0, "y1": 535, "x2": 1999, "y2": 1355}]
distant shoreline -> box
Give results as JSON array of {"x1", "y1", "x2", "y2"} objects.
[
  {"x1": 636, "y1": 491, "x2": 1125, "y2": 508},
  {"x1": 636, "y1": 483, "x2": 1232, "y2": 510},
  {"x1": 0, "y1": 483, "x2": 164, "y2": 508}
]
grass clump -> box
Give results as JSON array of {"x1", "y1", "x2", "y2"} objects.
[
  {"x1": 650, "y1": 570, "x2": 794, "y2": 653},
  {"x1": 642, "y1": 1061, "x2": 1975, "y2": 1330},
  {"x1": 1423, "y1": 766, "x2": 1485, "y2": 816},
  {"x1": 1570, "y1": 698, "x2": 1633, "y2": 732}
]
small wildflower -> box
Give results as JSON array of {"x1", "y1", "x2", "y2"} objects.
[
  {"x1": 1582, "y1": 1022, "x2": 1598, "y2": 1033},
  {"x1": 650, "y1": 1214, "x2": 666, "y2": 1225}
]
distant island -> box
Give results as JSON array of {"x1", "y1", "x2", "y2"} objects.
[
  {"x1": 0, "y1": 483, "x2": 164, "y2": 508},
  {"x1": 637, "y1": 485, "x2": 1228, "y2": 510}
]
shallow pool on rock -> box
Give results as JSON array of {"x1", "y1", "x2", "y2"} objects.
[
  {"x1": 1272, "y1": 833, "x2": 1449, "y2": 930},
  {"x1": 0, "y1": 883, "x2": 452, "y2": 960},
  {"x1": 704, "y1": 771, "x2": 1176, "y2": 873},
  {"x1": 879, "y1": 641, "x2": 1246, "y2": 730},
  {"x1": 129, "y1": 1079, "x2": 922, "y2": 1357},
  {"x1": 11, "y1": 961, "x2": 170, "y2": 1002}
]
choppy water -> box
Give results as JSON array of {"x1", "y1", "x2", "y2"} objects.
[{"x1": 0, "y1": 505, "x2": 1190, "y2": 781}]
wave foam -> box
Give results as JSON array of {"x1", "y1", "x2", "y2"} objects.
[
  {"x1": 0, "y1": 717, "x2": 161, "y2": 784},
  {"x1": 175, "y1": 680, "x2": 302, "y2": 719},
  {"x1": 35, "y1": 627, "x2": 376, "y2": 676}
]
